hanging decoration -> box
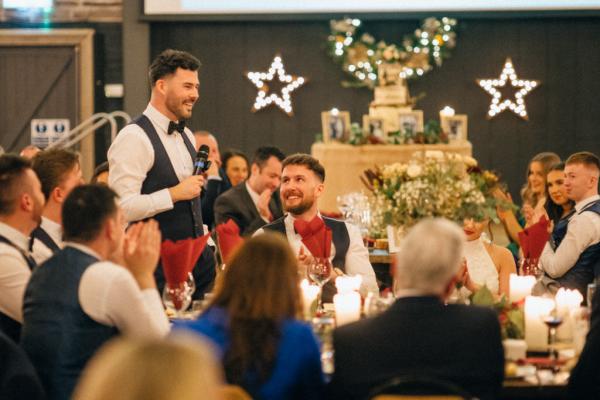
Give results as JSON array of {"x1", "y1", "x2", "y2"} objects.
[
  {"x1": 246, "y1": 54, "x2": 306, "y2": 116},
  {"x1": 327, "y1": 17, "x2": 458, "y2": 89},
  {"x1": 477, "y1": 58, "x2": 540, "y2": 120}
]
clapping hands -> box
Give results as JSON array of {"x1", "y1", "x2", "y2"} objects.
[{"x1": 123, "y1": 220, "x2": 162, "y2": 289}]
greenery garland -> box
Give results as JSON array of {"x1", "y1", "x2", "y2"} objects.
[{"x1": 327, "y1": 17, "x2": 458, "y2": 89}]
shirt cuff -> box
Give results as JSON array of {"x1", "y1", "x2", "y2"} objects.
[
  {"x1": 207, "y1": 175, "x2": 222, "y2": 181},
  {"x1": 155, "y1": 188, "x2": 174, "y2": 212}
]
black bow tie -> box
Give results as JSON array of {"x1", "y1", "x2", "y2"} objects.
[{"x1": 167, "y1": 120, "x2": 186, "y2": 135}]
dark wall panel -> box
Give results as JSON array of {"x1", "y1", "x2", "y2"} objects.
[{"x1": 142, "y1": 17, "x2": 597, "y2": 200}]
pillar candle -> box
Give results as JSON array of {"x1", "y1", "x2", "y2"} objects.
[
  {"x1": 334, "y1": 291, "x2": 361, "y2": 326},
  {"x1": 524, "y1": 296, "x2": 555, "y2": 351},
  {"x1": 300, "y1": 279, "x2": 320, "y2": 320},
  {"x1": 509, "y1": 274, "x2": 536, "y2": 303},
  {"x1": 555, "y1": 288, "x2": 583, "y2": 341}
]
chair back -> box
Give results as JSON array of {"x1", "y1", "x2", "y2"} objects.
[
  {"x1": 219, "y1": 384, "x2": 253, "y2": 400},
  {"x1": 368, "y1": 375, "x2": 473, "y2": 400}
]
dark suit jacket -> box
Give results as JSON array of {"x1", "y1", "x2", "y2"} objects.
[
  {"x1": 569, "y1": 287, "x2": 600, "y2": 397},
  {"x1": 0, "y1": 331, "x2": 45, "y2": 400},
  {"x1": 201, "y1": 168, "x2": 231, "y2": 229},
  {"x1": 329, "y1": 296, "x2": 504, "y2": 400},
  {"x1": 213, "y1": 183, "x2": 283, "y2": 236}
]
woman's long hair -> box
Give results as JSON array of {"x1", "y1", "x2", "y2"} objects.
[
  {"x1": 544, "y1": 162, "x2": 575, "y2": 225},
  {"x1": 520, "y1": 152, "x2": 561, "y2": 207},
  {"x1": 210, "y1": 233, "x2": 302, "y2": 385}
]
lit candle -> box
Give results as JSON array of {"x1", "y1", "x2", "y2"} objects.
[
  {"x1": 509, "y1": 274, "x2": 536, "y2": 303},
  {"x1": 524, "y1": 296, "x2": 555, "y2": 351},
  {"x1": 335, "y1": 275, "x2": 362, "y2": 294},
  {"x1": 555, "y1": 288, "x2": 583, "y2": 341},
  {"x1": 439, "y1": 106, "x2": 455, "y2": 118},
  {"x1": 300, "y1": 279, "x2": 320, "y2": 320},
  {"x1": 334, "y1": 292, "x2": 361, "y2": 326}
]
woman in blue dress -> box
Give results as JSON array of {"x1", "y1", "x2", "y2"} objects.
[{"x1": 173, "y1": 233, "x2": 324, "y2": 400}]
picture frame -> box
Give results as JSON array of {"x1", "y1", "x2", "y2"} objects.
[
  {"x1": 321, "y1": 110, "x2": 351, "y2": 143},
  {"x1": 441, "y1": 114, "x2": 468, "y2": 142},
  {"x1": 396, "y1": 110, "x2": 424, "y2": 135},
  {"x1": 362, "y1": 115, "x2": 387, "y2": 140}
]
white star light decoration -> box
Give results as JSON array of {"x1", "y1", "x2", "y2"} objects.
[
  {"x1": 477, "y1": 58, "x2": 539, "y2": 120},
  {"x1": 246, "y1": 55, "x2": 306, "y2": 116}
]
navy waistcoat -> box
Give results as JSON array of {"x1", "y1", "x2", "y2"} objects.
[
  {"x1": 133, "y1": 115, "x2": 215, "y2": 298},
  {"x1": 21, "y1": 247, "x2": 118, "y2": 400},
  {"x1": 552, "y1": 200, "x2": 600, "y2": 300}
]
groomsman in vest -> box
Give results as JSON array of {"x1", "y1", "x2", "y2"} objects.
[
  {"x1": 0, "y1": 154, "x2": 44, "y2": 342},
  {"x1": 108, "y1": 49, "x2": 216, "y2": 298},
  {"x1": 21, "y1": 185, "x2": 169, "y2": 400},
  {"x1": 30, "y1": 148, "x2": 83, "y2": 264},
  {"x1": 194, "y1": 130, "x2": 231, "y2": 229},
  {"x1": 257, "y1": 154, "x2": 378, "y2": 299},
  {"x1": 540, "y1": 151, "x2": 600, "y2": 299},
  {"x1": 214, "y1": 146, "x2": 285, "y2": 236}
]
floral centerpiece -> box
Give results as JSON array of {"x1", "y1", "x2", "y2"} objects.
[
  {"x1": 470, "y1": 286, "x2": 525, "y2": 339},
  {"x1": 363, "y1": 151, "x2": 505, "y2": 238}
]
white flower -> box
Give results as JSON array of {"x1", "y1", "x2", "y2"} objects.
[
  {"x1": 463, "y1": 156, "x2": 478, "y2": 168},
  {"x1": 406, "y1": 164, "x2": 422, "y2": 178}
]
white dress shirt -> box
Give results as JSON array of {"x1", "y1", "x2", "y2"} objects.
[
  {"x1": 541, "y1": 194, "x2": 600, "y2": 278},
  {"x1": 245, "y1": 181, "x2": 269, "y2": 223},
  {"x1": 255, "y1": 214, "x2": 379, "y2": 294},
  {"x1": 66, "y1": 243, "x2": 170, "y2": 338},
  {"x1": 32, "y1": 216, "x2": 63, "y2": 264},
  {"x1": 0, "y1": 222, "x2": 32, "y2": 322},
  {"x1": 107, "y1": 103, "x2": 197, "y2": 223}
]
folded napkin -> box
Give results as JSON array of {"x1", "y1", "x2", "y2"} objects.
[
  {"x1": 294, "y1": 216, "x2": 332, "y2": 259},
  {"x1": 161, "y1": 233, "x2": 211, "y2": 287},
  {"x1": 518, "y1": 216, "x2": 550, "y2": 259},
  {"x1": 215, "y1": 219, "x2": 244, "y2": 263}
]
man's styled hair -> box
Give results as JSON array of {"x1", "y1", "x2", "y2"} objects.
[
  {"x1": 0, "y1": 154, "x2": 32, "y2": 215},
  {"x1": 281, "y1": 153, "x2": 325, "y2": 182},
  {"x1": 566, "y1": 151, "x2": 600, "y2": 174},
  {"x1": 394, "y1": 218, "x2": 464, "y2": 295},
  {"x1": 32, "y1": 149, "x2": 80, "y2": 200},
  {"x1": 149, "y1": 49, "x2": 202, "y2": 87},
  {"x1": 62, "y1": 185, "x2": 119, "y2": 243},
  {"x1": 252, "y1": 147, "x2": 285, "y2": 170}
]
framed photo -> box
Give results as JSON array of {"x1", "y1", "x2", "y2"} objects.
[
  {"x1": 396, "y1": 110, "x2": 424, "y2": 134},
  {"x1": 441, "y1": 114, "x2": 468, "y2": 141},
  {"x1": 321, "y1": 110, "x2": 351, "y2": 143},
  {"x1": 362, "y1": 115, "x2": 387, "y2": 139}
]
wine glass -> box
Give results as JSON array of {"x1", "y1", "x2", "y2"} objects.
[
  {"x1": 542, "y1": 312, "x2": 564, "y2": 372},
  {"x1": 162, "y1": 282, "x2": 193, "y2": 319},
  {"x1": 307, "y1": 258, "x2": 332, "y2": 313}
]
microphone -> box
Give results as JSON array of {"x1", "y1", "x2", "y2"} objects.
[{"x1": 193, "y1": 145, "x2": 212, "y2": 175}]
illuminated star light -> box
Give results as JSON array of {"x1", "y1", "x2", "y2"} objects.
[
  {"x1": 477, "y1": 58, "x2": 539, "y2": 120},
  {"x1": 246, "y1": 55, "x2": 306, "y2": 116}
]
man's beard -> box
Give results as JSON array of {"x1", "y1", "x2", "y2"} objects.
[
  {"x1": 284, "y1": 195, "x2": 314, "y2": 216},
  {"x1": 166, "y1": 96, "x2": 193, "y2": 120}
]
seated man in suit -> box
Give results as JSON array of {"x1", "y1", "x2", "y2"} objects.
[
  {"x1": 194, "y1": 130, "x2": 231, "y2": 229},
  {"x1": 329, "y1": 218, "x2": 504, "y2": 400},
  {"x1": 540, "y1": 151, "x2": 600, "y2": 300},
  {"x1": 214, "y1": 146, "x2": 285, "y2": 236},
  {"x1": 21, "y1": 185, "x2": 169, "y2": 400},
  {"x1": 30, "y1": 148, "x2": 83, "y2": 263},
  {"x1": 257, "y1": 153, "x2": 378, "y2": 299}
]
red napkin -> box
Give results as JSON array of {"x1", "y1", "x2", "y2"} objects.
[
  {"x1": 160, "y1": 233, "x2": 210, "y2": 287},
  {"x1": 215, "y1": 219, "x2": 244, "y2": 263},
  {"x1": 294, "y1": 217, "x2": 332, "y2": 259},
  {"x1": 518, "y1": 216, "x2": 550, "y2": 259}
]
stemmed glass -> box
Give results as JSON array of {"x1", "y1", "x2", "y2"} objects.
[
  {"x1": 541, "y1": 311, "x2": 564, "y2": 373},
  {"x1": 519, "y1": 257, "x2": 543, "y2": 280},
  {"x1": 163, "y1": 281, "x2": 194, "y2": 319},
  {"x1": 307, "y1": 258, "x2": 332, "y2": 314}
]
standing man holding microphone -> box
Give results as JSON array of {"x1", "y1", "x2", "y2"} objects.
[{"x1": 108, "y1": 49, "x2": 215, "y2": 298}]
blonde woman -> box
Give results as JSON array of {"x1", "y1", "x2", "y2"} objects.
[{"x1": 72, "y1": 335, "x2": 223, "y2": 400}]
